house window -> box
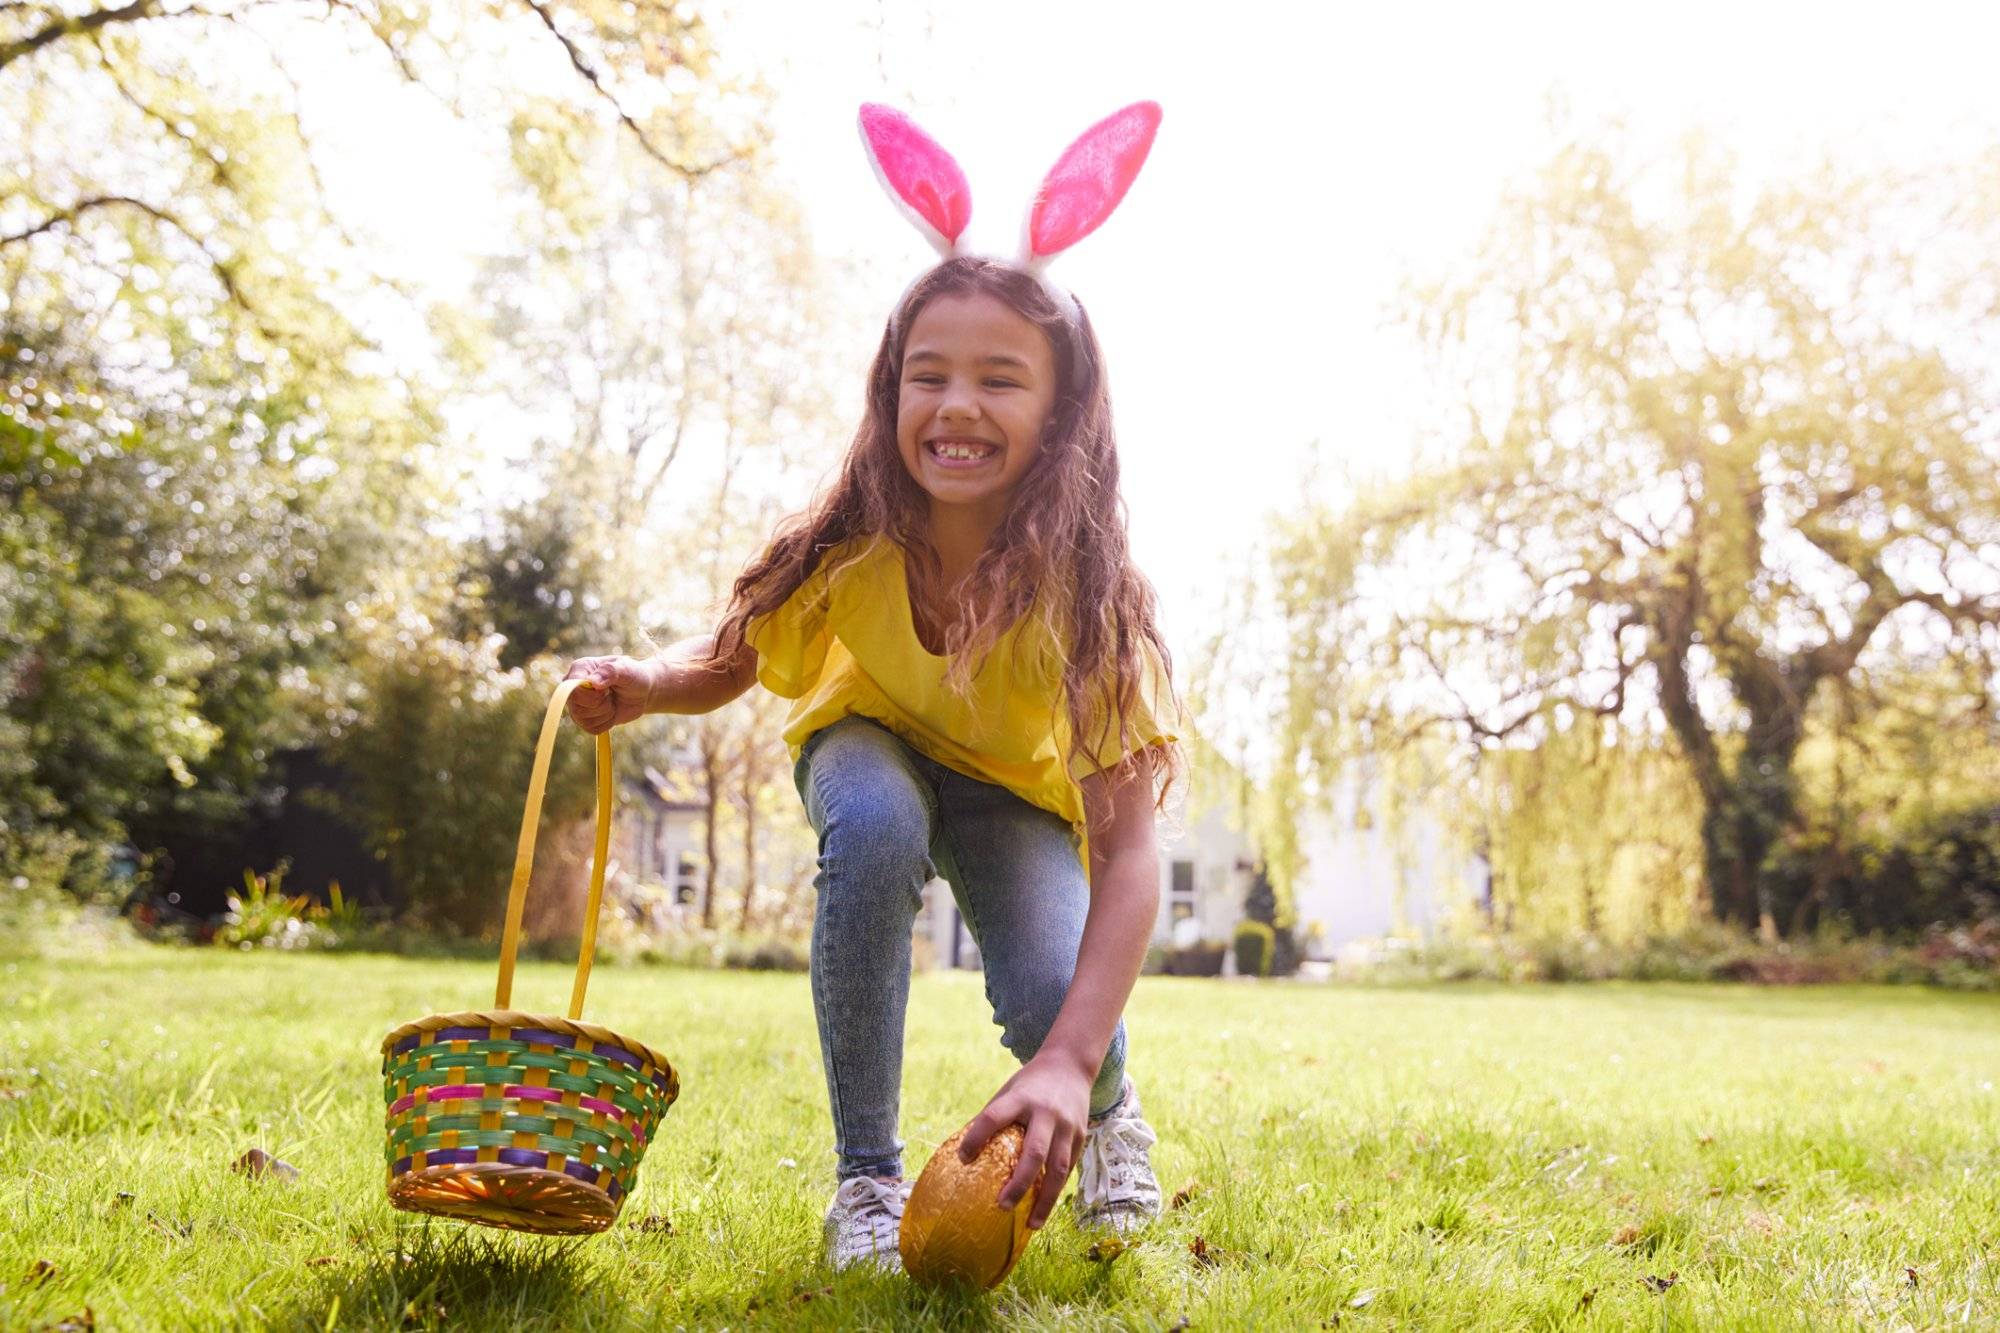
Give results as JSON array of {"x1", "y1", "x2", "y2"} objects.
[
  {"x1": 1168, "y1": 859, "x2": 1196, "y2": 924},
  {"x1": 673, "y1": 854, "x2": 699, "y2": 906}
]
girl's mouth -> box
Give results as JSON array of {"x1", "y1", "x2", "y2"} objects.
[{"x1": 925, "y1": 438, "x2": 1000, "y2": 469}]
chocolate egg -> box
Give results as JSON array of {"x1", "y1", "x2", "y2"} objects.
[{"x1": 898, "y1": 1122, "x2": 1040, "y2": 1288}]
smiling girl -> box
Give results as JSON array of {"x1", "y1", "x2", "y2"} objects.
[{"x1": 563, "y1": 103, "x2": 1180, "y2": 1274}]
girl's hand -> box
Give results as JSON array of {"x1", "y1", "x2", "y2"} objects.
[
  {"x1": 562, "y1": 655, "x2": 660, "y2": 733},
  {"x1": 958, "y1": 1053, "x2": 1092, "y2": 1230}
]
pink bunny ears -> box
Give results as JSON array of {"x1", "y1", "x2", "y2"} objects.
[{"x1": 858, "y1": 101, "x2": 1163, "y2": 273}]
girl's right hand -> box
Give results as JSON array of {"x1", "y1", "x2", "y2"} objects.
[{"x1": 563, "y1": 655, "x2": 660, "y2": 733}]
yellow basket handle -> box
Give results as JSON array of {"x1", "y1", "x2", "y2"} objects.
[{"x1": 494, "y1": 677, "x2": 614, "y2": 1019}]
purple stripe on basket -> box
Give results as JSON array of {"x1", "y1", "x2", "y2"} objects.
[
  {"x1": 652, "y1": 1071, "x2": 672, "y2": 1091},
  {"x1": 608, "y1": 1175, "x2": 624, "y2": 1200},
  {"x1": 498, "y1": 1147, "x2": 547, "y2": 1168},
  {"x1": 393, "y1": 1156, "x2": 412, "y2": 1174},
  {"x1": 596, "y1": 1044, "x2": 640, "y2": 1068},
  {"x1": 393, "y1": 1035, "x2": 421, "y2": 1055},
  {"x1": 511, "y1": 1029, "x2": 576, "y2": 1048},
  {"x1": 425, "y1": 1149, "x2": 479, "y2": 1166},
  {"x1": 435, "y1": 1026, "x2": 491, "y2": 1042},
  {"x1": 562, "y1": 1160, "x2": 599, "y2": 1186}
]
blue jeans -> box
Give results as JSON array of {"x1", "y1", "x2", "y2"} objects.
[{"x1": 793, "y1": 715, "x2": 1129, "y2": 1180}]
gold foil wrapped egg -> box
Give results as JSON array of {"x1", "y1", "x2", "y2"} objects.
[{"x1": 898, "y1": 1122, "x2": 1040, "y2": 1288}]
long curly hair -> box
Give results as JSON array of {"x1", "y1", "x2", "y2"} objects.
[{"x1": 706, "y1": 256, "x2": 1182, "y2": 807}]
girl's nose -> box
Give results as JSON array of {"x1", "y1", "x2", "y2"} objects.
[{"x1": 939, "y1": 380, "x2": 980, "y2": 421}]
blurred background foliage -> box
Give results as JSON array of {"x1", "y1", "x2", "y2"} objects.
[{"x1": 4, "y1": 4, "x2": 1997, "y2": 974}]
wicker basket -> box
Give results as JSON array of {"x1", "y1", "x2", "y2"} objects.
[{"x1": 380, "y1": 679, "x2": 679, "y2": 1236}]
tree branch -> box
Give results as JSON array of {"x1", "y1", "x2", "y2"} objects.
[
  {"x1": 0, "y1": 0, "x2": 156, "y2": 69},
  {"x1": 515, "y1": 0, "x2": 745, "y2": 181}
]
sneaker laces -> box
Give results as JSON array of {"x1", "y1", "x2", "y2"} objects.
[
  {"x1": 1078, "y1": 1103, "x2": 1159, "y2": 1212},
  {"x1": 828, "y1": 1175, "x2": 907, "y2": 1264}
]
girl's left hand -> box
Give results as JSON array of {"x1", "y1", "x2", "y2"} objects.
[{"x1": 957, "y1": 1054, "x2": 1092, "y2": 1229}]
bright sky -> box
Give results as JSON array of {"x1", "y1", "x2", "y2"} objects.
[{"x1": 293, "y1": 0, "x2": 2000, "y2": 663}]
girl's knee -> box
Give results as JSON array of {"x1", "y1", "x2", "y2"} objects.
[
  {"x1": 993, "y1": 963, "x2": 1075, "y2": 1061},
  {"x1": 807, "y1": 723, "x2": 935, "y2": 892}
]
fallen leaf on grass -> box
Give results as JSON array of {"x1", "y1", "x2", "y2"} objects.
[
  {"x1": 28, "y1": 1259, "x2": 58, "y2": 1285},
  {"x1": 1610, "y1": 1224, "x2": 1641, "y2": 1247},
  {"x1": 306, "y1": 1256, "x2": 338, "y2": 1268},
  {"x1": 1641, "y1": 1273, "x2": 1678, "y2": 1293},
  {"x1": 791, "y1": 1285, "x2": 832, "y2": 1304},
  {"x1": 53, "y1": 1310, "x2": 94, "y2": 1332},
  {"x1": 1170, "y1": 1179, "x2": 1203, "y2": 1210},
  {"x1": 1190, "y1": 1236, "x2": 1217, "y2": 1269},
  {"x1": 1168, "y1": 1319, "x2": 1190, "y2": 1331},
  {"x1": 1349, "y1": 1288, "x2": 1377, "y2": 1308},
  {"x1": 0, "y1": 1086, "x2": 26, "y2": 1101},
  {"x1": 231, "y1": 1148, "x2": 301, "y2": 1182},
  {"x1": 1904, "y1": 1266, "x2": 1920, "y2": 1288},
  {"x1": 633, "y1": 1214, "x2": 675, "y2": 1235},
  {"x1": 1750, "y1": 1177, "x2": 1784, "y2": 1196},
  {"x1": 1084, "y1": 1235, "x2": 1127, "y2": 1262},
  {"x1": 1696, "y1": 1133, "x2": 1714, "y2": 1147},
  {"x1": 1575, "y1": 1289, "x2": 1597, "y2": 1312}
]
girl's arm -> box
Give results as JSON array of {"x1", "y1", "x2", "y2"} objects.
[
  {"x1": 959, "y1": 746, "x2": 1162, "y2": 1229},
  {"x1": 564, "y1": 633, "x2": 759, "y2": 732}
]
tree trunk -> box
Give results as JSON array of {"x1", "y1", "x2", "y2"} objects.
[
  {"x1": 739, "y1": 760, "x2": 758, "y2": 933},
  {"x1": 699, "y1": 729, "x2": 720, "y2": 929},
  {"x1": 1696, "y1": 736, "x2": 1801, "y2": 932}
]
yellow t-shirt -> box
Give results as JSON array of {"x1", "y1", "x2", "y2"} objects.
[{"x1": 745, "y1": 534, "x2": 1178, "y2": 863}]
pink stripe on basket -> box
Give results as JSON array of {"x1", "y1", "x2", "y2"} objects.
[{"x1": 388, "y1": 1084, "x2": 635, "y2": 1126}]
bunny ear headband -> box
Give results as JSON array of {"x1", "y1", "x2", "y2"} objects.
[{"x1": 857, "y1": 101, "x2": 1162, "y2": 322}]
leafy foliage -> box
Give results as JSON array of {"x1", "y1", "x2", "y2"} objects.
[{"x1": 1245, "y1": 131, "x2": 2000, "y2": 933}]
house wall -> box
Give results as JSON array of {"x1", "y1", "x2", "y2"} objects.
[{"x1": 1289, "y1": 782, "x2": 1486, "y2": 959}]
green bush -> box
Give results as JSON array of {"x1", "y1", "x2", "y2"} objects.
[
  {"x1": 214, "y1": 863, "x2": 352, "y2": 951},
  {"x1": 1163, "y1": 941, "x2": 1227, "y2": 977},
  {"x1": 1233, "y1": 920, "x2": 1276, "y2": 977},
  {"x1": 1767, "y1": 802, "x2": 2000, "y2": 936},
  {"x1": 330, "y1": 622, "x2": 593, "y2": 936}
]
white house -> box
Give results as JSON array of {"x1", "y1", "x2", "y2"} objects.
[{"x1": 916, "y1": 772, "x2": 1487, "y2": 970}]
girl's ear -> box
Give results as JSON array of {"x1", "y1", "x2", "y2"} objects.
[
  {"x1": 859, "y1": 104, "x2": 973, "y2": 258},
  {"x1": 1024, "y1": 102, "x2": 1162, "y2": 266}
]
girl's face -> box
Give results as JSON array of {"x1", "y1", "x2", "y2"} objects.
[{"x1": 895, "y1": 290, "x2": 1058, "y2": 534}]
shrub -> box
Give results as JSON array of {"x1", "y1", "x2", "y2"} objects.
[
  {"x1": 215, "y1": 863, "x2": 344, "y2": 951},
  {"x1": 1163, "y1": 942, "x2": 1227, "y2": 977},
  {"x1": 1767, "y1": 803, "x2": 2000, "y2": 936},
  {"x1": 1232, "y1": 920, "x2": 1276, "y2": 977},
  {"x1": 331, "y1": 620, "x2": 593, "y2": 935}
]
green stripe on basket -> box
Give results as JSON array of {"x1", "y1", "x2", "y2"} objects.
[
  {"x1": 391, "y1": 1128, "x2": 643, "y2": 1157},
  {"x1": 388, "y1": 1114, "x2": 630, "y2": 1155}
]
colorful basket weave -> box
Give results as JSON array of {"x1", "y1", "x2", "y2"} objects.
[{"x1": 381, "y1": 679, "x2": 679, "y2": 1235}]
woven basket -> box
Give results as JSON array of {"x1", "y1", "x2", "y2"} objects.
[{"x1": 380, "y1": 679, "x2": 679, "y2": 1236}]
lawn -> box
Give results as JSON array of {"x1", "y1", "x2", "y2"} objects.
[{"x1": 2, "y1": 950, "x2": 1996, "y2": 1330}]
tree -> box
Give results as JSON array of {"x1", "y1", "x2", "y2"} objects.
[
  {"x1": 1, "y1": 0, "x2": 744, "y2": 890},
  {"x1": 464, "y1": 89, "x2": 838, "y2": 937},
  {"x1": 1259, "y1": 132, "x2": 2000, "y2": 934}
]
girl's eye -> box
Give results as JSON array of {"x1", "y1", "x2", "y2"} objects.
[
  {"x1": 910, "y1": 375, "x2": 945, "y2": 386},
  {"x1": 985, "y1": 380, "x2": 1020, "y2": 390}
]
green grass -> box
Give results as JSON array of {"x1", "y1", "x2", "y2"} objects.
[{"x1": 3, "y1": 951, "x2": 1997, "y2": 1330}]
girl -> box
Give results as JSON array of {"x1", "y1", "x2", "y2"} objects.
[{"x1": 563, "y1": 103, "x2": 1180, "y2": 1274}]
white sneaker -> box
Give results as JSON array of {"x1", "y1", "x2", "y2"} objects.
[
  {"x1": 824, "y1": 1174, "x2": 912, "y2": 1274},
  {"x1": 1072, "y1": 1080, "x2": 1162, "y2": 1234}
]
